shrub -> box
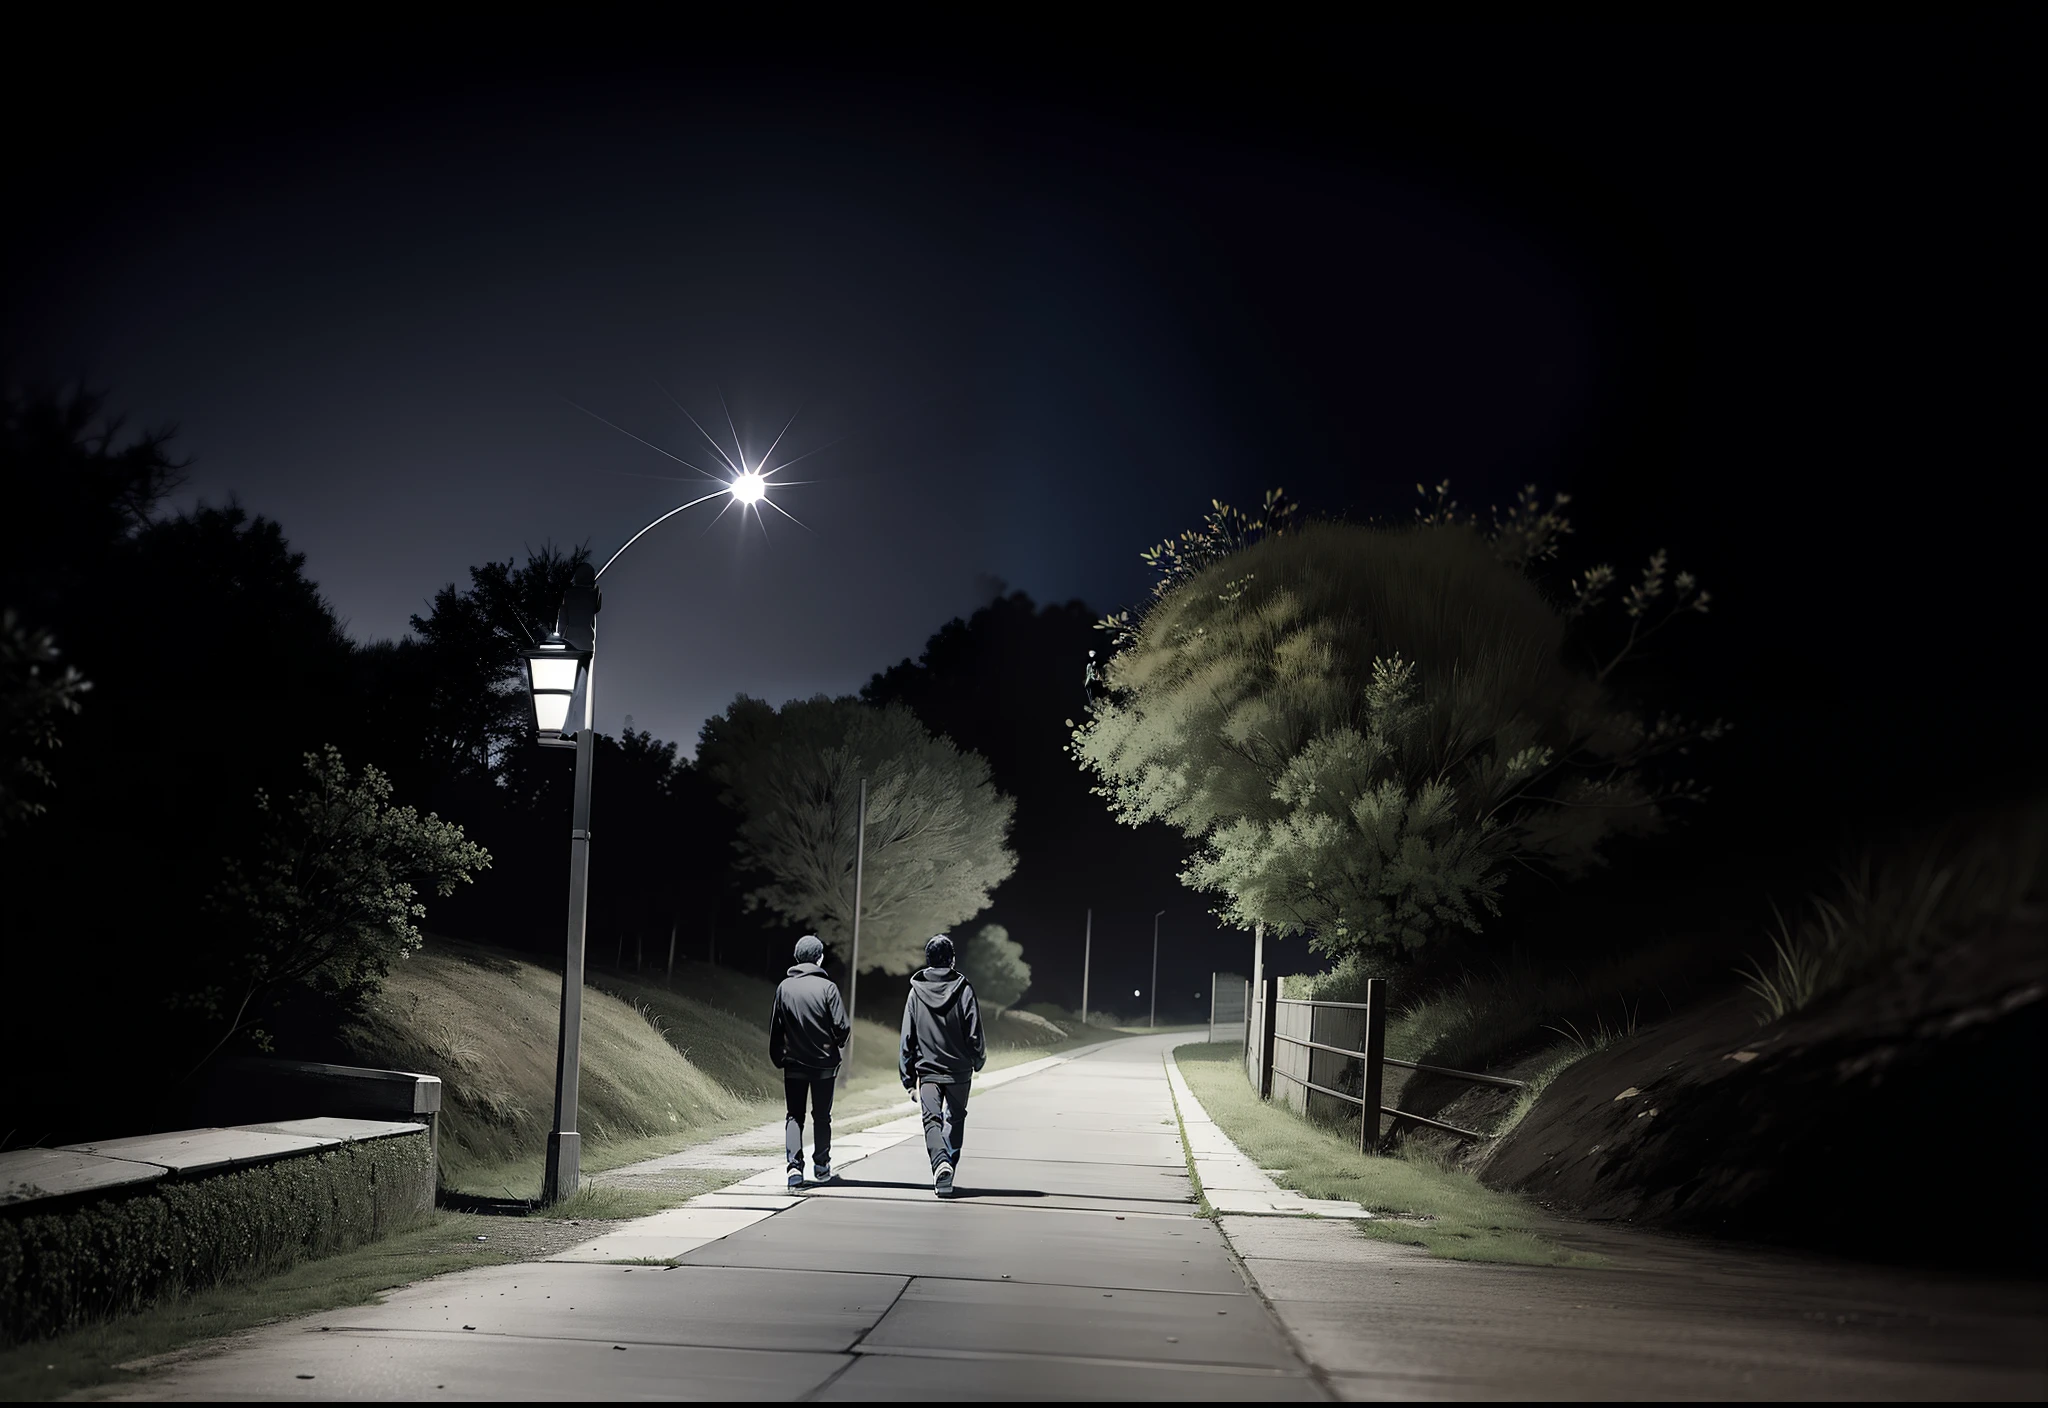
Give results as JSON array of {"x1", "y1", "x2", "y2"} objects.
[
  {"x1": 0, "y1": 1132, "x2": 432, "y2": 1346},
  {"x1": 1743, "y1": 798, "x2": 2047, "y2": 1023}
]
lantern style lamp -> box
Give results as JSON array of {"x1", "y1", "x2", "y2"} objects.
[{"x1": 524, "y1": 631, "x2": 589, "y2": 748}]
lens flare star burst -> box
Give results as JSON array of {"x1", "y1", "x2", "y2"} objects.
[{"x1": 566, "y1": 387, "x2": 818, "y2": 578}]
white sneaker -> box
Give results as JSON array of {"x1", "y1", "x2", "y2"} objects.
[
  {"x1": 934, "y1": 1161, "x2": 955, "y2": 1198},
  {"x1": 812, "y1": 1161, "x2": 833, "y2": 1183}
]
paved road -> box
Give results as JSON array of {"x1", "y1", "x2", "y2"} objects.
[
  {"x1": 105, "y1": 1037, "x2": 1320, "y2": 1401},
  {"x1": 98, "y1": 1034, "x2": 2046, "y2": 1401}
]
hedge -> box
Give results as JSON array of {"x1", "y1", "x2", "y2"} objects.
[{"x1": 0, "y1": 1131, "x2": 433, "y2": 1346}]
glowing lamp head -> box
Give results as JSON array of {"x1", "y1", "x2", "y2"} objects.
[
  {"x1": 522, "y1": 631, "x2": 592, "y2": 747},
  {"x1": 730, "y1": 470, "x2": 767, "y2": 505}
]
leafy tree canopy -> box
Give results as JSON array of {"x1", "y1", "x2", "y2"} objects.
[
  {"x1": 959, "y1": 922, "x2": 1031, "y2": 1012},
  {"x1": 181, "y1": 746, "x2": 491, "y2": 1074},
  {"x1": 1073, "y1": 484, "x2": 1721, "y2": 959},
  {"x1": 700, "y1": 695, "x2": 1016, "y2": 974}
]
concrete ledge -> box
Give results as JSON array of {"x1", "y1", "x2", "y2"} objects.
[
  {"x1": 195, "y1": 1059, "x2": 441, "y2": 1122},
  {"x1": 3, "y1": 1118, "x2": 433, "y2": 1212},
  {"x1": 0, "y1": 1149, "x2": 166, "y2": 1207},
  {"x1": 60, "y1": 1128, "x2": 334, "y2": 1177}
]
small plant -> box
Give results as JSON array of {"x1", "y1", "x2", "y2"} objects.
[
  {"x1": 1739, "y1": 801, "x2": 2045, "y2": 1025},
  {"x1": 1540, "y1": 998, "x2": 1640, "y2": 1056},
  {"x1": 1740, "y1": 902, "x2": 1831, "y2": 1023}
]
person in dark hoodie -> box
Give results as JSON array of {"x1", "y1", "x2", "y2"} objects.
[
  {"x1": 899, "y1": 934, "x2": 985, "y2": 1197},
  {"x1": 770, "y1": 934, "x2": 851, "y2": 1190}
]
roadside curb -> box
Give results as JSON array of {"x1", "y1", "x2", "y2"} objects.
[{"x1": 1162, "y1": 1039, "x2": 1375, "y2": 1220}]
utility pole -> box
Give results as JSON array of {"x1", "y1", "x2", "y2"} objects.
[
  {"x1": 1081, "y1": 908, "x2": 1092, "y2": 1027},
  {"x1": 1151, "y1": 910, "x2": 1164, "y2": 1029},
  {"x1": 666, "y1": 917, "x2": 677, "y2": 981}
]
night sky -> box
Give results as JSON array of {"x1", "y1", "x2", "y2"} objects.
[{"x1": 6, "y1": 24, "x2": 2039, "y2": 997}]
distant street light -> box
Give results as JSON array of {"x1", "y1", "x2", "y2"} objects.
[{"x1": 524, "y1": 457, "x2": 790, "y2": 1205}]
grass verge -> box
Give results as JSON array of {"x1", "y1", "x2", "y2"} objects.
[
  {"x1": 1173, "y1": 1043, "x2": 1601, "y2": 1268},
  {"x1": 0, "y1": 1211, "x2": 562, "y2": 1402},
  {"x1": 1161, "y1": 1055, "x2": 1217, "y2": 1219},
  {"x1": 0, "y1": 1171, "x2": 748, "y2": 1401}
]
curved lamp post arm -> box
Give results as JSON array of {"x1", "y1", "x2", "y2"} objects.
[{"x1": 593, "y1": 487, "x2": 731, "y2": 581}]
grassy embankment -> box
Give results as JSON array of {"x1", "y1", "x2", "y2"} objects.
[
  {"x1": 1739, "y1": 799, "x2": 2044, "y2": 1022},
  {"x1": 0, "y1": 940, "x2": 1125, "y2": 1400},
  {"x1": 1280, "y1": 796, "x2": 2047, "y2": 1149},
  {"x1": 1173, "y1": 1042, "x2": 1601, "y2": 1268}
]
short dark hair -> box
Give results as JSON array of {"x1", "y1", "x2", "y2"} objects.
[{"x1": 924, "y1": 935, "x2": 955, "y2": 968}]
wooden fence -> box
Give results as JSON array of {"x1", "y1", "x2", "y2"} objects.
[{"x1": 1248, "y1": 976, "x2": 1527, "y2": 1148}]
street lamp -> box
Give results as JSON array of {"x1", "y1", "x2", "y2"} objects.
[
  {"x1": 524, "y1": 464, "x2": 784, "y2": 1205},
  {"x1": 1151, "y1": 910, "x2": 1164, "y2": 1029},
  {"x1": 523, "y1": 631, "x2": 589, "y2": 744}
]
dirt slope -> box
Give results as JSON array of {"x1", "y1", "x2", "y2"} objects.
[{"x1": 1475, "y1": 910, "x2": 2047, "y2": 1268}]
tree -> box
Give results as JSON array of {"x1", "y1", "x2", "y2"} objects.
[
  {"x1": 1072, "y1": 485, "x2": 1720, "y2": 959},
  {"x1": 406, "y1": 547, "x2": 589, "y2": 784},
  {"x1": 959, "y1": 923, "x2": 1031, "y2": 1012},
  {"x1": 179, "y1": 746, "x2": 490, "y2": 1074},
  {"x1": 0, "y1": 384, "x2": 186, "y2": 633},
  {"x1": 699, "y1": 695, "x2": 1017, "y2": 974},
  {"x1": 0, "y1": 610, "x2": 89, "y2": 834},
  {"x1": 863, "y1": 590, "x2": 1199, "y2": 1008}
]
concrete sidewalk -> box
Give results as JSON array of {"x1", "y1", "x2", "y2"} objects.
[
  {"x1": 99, "y1": 1035, "x2": 1320, "y2": 1401},
  {"x1": 87, "y1": 1032, "x2": 2044, "y2": 1401},
  {"x1": 1163, "y1": 1038, "x2": 2048, "y2": 1402}
]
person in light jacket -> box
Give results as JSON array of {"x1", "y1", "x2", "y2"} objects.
[
  {"x1": 899, "y1": 934, "x2": 985, "y2": 1198},
  {"x1": 770, "y1": 934, "x2": 851, "y2": 1189}
]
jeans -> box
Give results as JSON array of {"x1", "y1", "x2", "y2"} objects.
[
  {"x1": 785, "y1": 1075, "x2": 835, "y2": 1171},
  {"x1": 918, "y1": 1079, "x2": 969, "y2": 1171}
]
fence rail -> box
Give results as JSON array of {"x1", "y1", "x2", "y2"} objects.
[{"x1": 1253, "y1": 979, "x2": 1523, "y2": 1146}]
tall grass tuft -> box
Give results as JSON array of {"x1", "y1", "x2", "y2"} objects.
[{"x1": 1741, "y1": 798, "x2": 2046, "y2": 1024}]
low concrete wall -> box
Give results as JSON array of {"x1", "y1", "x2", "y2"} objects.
[
  {"x1": 189, "y1": 1059, "x2": 442, "y2": 1178},
  {"x1": 1, "y1": 1116, "x2": 432, "y2": 1215},
  {"x1": 1, "y1": 1118, "x2": 435, "y2": 1344}
]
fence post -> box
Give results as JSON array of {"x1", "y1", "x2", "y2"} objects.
[
  {"x1": 1360, "y1": 977, "x2": 1388, "y2": 1154},
  {"x1": 1259, "y1": 974, "x2": 1279, "y2": 1099}
]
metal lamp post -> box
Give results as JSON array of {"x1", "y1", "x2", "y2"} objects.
[
  {"x1": 524, "y1": 571, "x2": 599, "y2": 1206},
  {"x1": 1150, "y1": 910, "x2": 1164, "y2": 1029},
  {"x1": 523, "y1": 467, "x2": 777, "y2": 1205}
]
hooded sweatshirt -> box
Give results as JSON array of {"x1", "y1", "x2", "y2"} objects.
[
  {"x1": 770, "y1": 962, "x2": 851, "y2": 1079},
  {"x1": 899, "y1": 966, "x2": 986, "y2": 1086}
]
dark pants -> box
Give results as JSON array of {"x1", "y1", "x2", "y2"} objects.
[
  {"x1": 785, "y1": 1075, "x2": 835, "y2": 1171},
  {"x1": 918, "y1": 1079, "x2": 969, "y2": 1171}
]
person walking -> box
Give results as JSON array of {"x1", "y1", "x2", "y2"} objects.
[
  {"x1": 770, "y1": 934, "x2": 851, "y2": 1190},
  {"x1": 899, "y1": 934, "x2": 985, "y2": 1198}
]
